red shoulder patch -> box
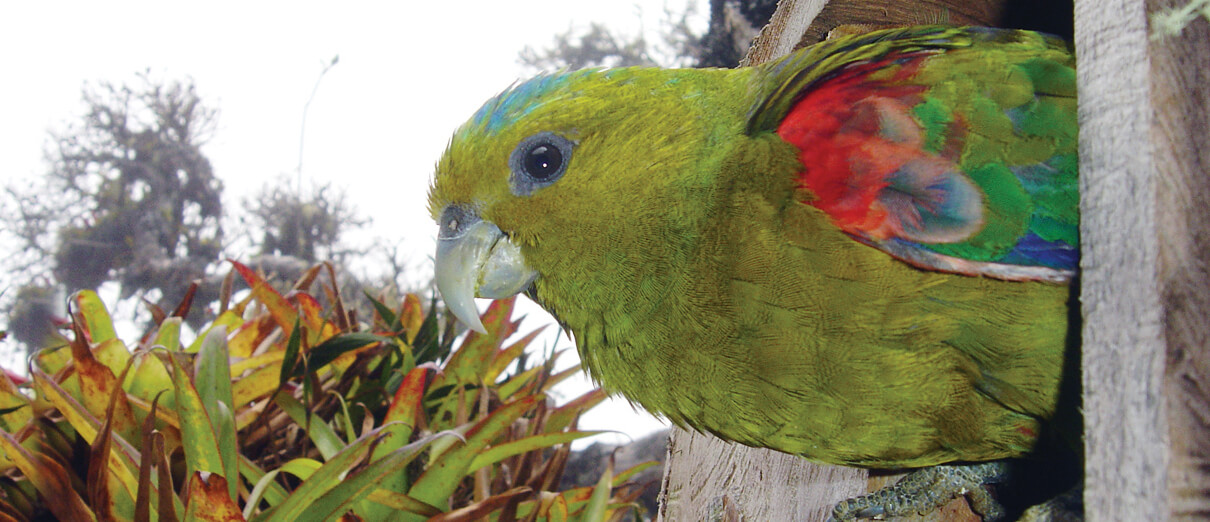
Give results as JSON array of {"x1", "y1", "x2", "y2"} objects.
[{"x1": 775, "y1": 53, "x2": 984, "y2": 244}]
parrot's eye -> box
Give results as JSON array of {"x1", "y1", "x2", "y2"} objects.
[{"x1": 509, "y1": 132, "x2": 574, "y2": 196}]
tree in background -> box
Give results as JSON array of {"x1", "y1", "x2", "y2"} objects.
[
  {"x1": 697, "y1": 0, "x2": 779, "y2": 67},
  {"x1": 0, "y1": 70, "x2": 379, "y2": 348},
  {"x1": 519, "y1": 22, "x2": 665, "y2": 70},
  {"x1": 4, "y1": 286, "x2": 61, "y2": 350},
  {"x1": 519, "y1": 0, "x2": 778, "y2": 71},
  {"x1": 236, "y1": 55, "x2": 366, "y2": 283},
  {"x1": 239, "y1": 180, "x2": 369, "y2": 269},
  {"x1": 231, "y1": 179, "x2": 385, "y2": 323},
  {"x1": 54, "y1": 74, "x2": 223, "y2": 296},
  {"x1": 1, "y1": 73, "x2": 224, "y2": 344}
]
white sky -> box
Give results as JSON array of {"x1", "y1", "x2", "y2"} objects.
[{"x1": 0, "y1": 1, "x2": 704, "y2": 444}]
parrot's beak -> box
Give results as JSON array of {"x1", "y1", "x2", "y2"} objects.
[{"x1": 434, "y1": 205, "x2": 538, "y2": 334}]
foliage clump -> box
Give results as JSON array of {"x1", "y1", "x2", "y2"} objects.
[{"x1": 0, "y1": 262, "x2": 652, "y2": 521}]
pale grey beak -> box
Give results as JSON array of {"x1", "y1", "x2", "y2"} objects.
[{"x1": 434, "y1": 205, "x2": 538, "y2": 333}]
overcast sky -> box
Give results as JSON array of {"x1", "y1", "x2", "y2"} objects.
[{"x1": 0, "y1": 0, "x2": 703, "y2": 443}]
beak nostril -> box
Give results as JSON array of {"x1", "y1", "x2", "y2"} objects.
[{"x1": 439, "y1": 204, "x2": 478, "y2": 240}]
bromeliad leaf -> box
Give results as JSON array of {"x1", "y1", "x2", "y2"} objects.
[{"x1": 289, "y1": 332, "x2": 389, "y2": 379}]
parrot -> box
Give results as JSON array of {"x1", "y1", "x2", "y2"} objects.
[{"x1": 428, "y1": 26, "x2": 1079, "y2": 520}]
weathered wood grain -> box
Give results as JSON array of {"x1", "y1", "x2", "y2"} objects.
[
  {"x1": 743, "y1": 0, "x2": 829, "y2": 66},
  {"x1": 743, "y1": 0, "x2": 1036, "y2": 66},
  {"x1": 1148, "y1": 0, "x2": 1210, "y2": 518},
  {"x1": 658, "y1": 428, "x2": 865, "y2": 521},
  {"x1": 1075, "y1": 0, "x2": 1166, "y2": 518}
]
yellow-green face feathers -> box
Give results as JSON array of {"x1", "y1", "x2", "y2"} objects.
[{"x1": 428, "y1": 67, "x2": 752, "y2": 332}]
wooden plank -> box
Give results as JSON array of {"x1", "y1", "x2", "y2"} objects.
[
  {"x1": 1074, "y1": 0, "x2": 1190, "y2": 518},
  {"x1": 743, "y1": 0, "x2": 829, "y2": 66},
  {"x1": 742, "y1": 0, "x2": 1070, "y2": 66},
  {"x1": 783, "y1": 0, "x2": 1008, "y2": 48},
  {"x1": 1148, "y1": 0, "x2": 1210, "y2": 518},
  {"x1": 657, "y1": 429, "x2": 865, "y2": 521}
]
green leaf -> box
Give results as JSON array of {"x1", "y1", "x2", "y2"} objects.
[
  {"x1": 364, "y1": 489, "x2": 444, "y2": 518},
  {"x1": 194, "y1": 325, "x2": 239, "y2": 502},
  {"x1": 484, "y1": 325, "x2": 547, "y2": 382},
  {"x1": 467, "y1": 431, "x2": 605, "y2": 473},
  {"x1": 256, "y1": 429, "x2": 456, "y2": 522},
  {"x1": 434, "y1": 298, "x2": 518, "y2": 387},
  {"x1": 245, "y1": 469, "x2": 283, "y2": 520},
  {"x1": 0, "y1": 430, "x2": 95, "y2": 521},
  {"x1": 292, "y1": 332, "x2": 387, "y2": 378},
  {"x1": 213, "y1": 401, "x2": 239, "y2": 502},
  {"x1": 125, "y1": 320, "x2": 178, "y2": 407},
  {"x1": 331, "y1": 392, "x2": 357, "y2": 444},
  {"x1": 496, "y1": 365, "x2": 544, "y2": 399},
  {"x1": 405, "y1": 394, "x2": 544, "y2": 516},
  {"x1": 231, "y1": 363, "x2": 284, "y2": 418},
  {"x1": 185, "y1": 311, "x2": 243, "y2": 353},
  {"x1": 29, "y1": 369, "x2": 142, "y2": 500},
  {"x1": 541, "y1": 361, "x2": 583, "y2": 392},
  {"x1": 164, "y1": 347, "x2": 225, "y2": 481},
  {"x1": 274, "y1": 392, "x2": 343, "y2": 460},
  {"x1": 582, "y1": 455, "x2": 613, "y2": 522},
  {"x1": 411, "y1": 296, "x2": 448, "y2": 364},
  {"x1": 546, "y1": 389, "x2": 608, "y2": 433},
  {"x1": 364, "y1": 291, "x2": 401, "y2": 332},
  {"x1": 376, "y1": 338, "x2": 413, "y2": 398},
  {"x1": 72, "y1": 290, "x2": 117, "y2": 344},
  {"x1": 375, "y1": 366, "x2": 428, "y2": 457},
  {"x1": 297, "y1": 433, "x2": 452, "y2": 522},
  {"x1": 230, "y1": 260, "x2": 299, "y2": 334},
  {"x1": 263, "y1": 458, "x2": 443, "y2": 518},
  {"x1": 613, "y1": 461, "x2": 659, "y2": 486},
  {"x1": 361, "y1": 365, "x2": 431, "y2": 521},
  {"x1": 238, "y1": 454, "x2": 290, "y2": 509},
  {"x1": 276, "y1": 458, "x2": 322, "y2": 479},
  {"x1": 0, "y1": 367, "x2": 31, "y2": 434},
  {"x1": 279, "y1": 318, "x2": 302, "y2": 387}
]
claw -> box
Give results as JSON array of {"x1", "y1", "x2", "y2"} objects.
[{"x1": 830, "y1": 462, "x2": 1010, "y2": 521}]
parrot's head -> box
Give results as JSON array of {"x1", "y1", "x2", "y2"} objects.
[{"x1": 429, "y1": 67, "x2": 747, "y2": 333}]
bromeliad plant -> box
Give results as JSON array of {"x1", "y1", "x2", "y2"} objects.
[{"x1": 0, "y1": 261, "x2": 652, "y2": 521}]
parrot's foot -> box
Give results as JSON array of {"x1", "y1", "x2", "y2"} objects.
[
  {"x1": 1018, "y1": 482, "x2": 1083, "y2": 522},
  {"x1": 827, "y1": 462, "x2": 1010, "y2": 521}
]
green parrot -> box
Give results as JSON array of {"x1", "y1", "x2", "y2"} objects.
[{"x1": 429, "y1": 26, "x2": 1078, "y2": 519}]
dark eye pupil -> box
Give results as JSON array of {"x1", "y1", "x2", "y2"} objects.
[
  {"x1": 525, "y1": 144, "x2": 562, "y2": 179},
  {"x1": 509, "y1": 132, "x2": 573, "y2": 196}
]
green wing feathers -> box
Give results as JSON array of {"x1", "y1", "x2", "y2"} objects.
[{"x1": 758, "y1": 26, "x2": 1078, "y2": 282}]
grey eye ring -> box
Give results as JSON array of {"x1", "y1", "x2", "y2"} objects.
[{"x1": 509, "y1": 131, "x2": 574, "y2": 196}]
